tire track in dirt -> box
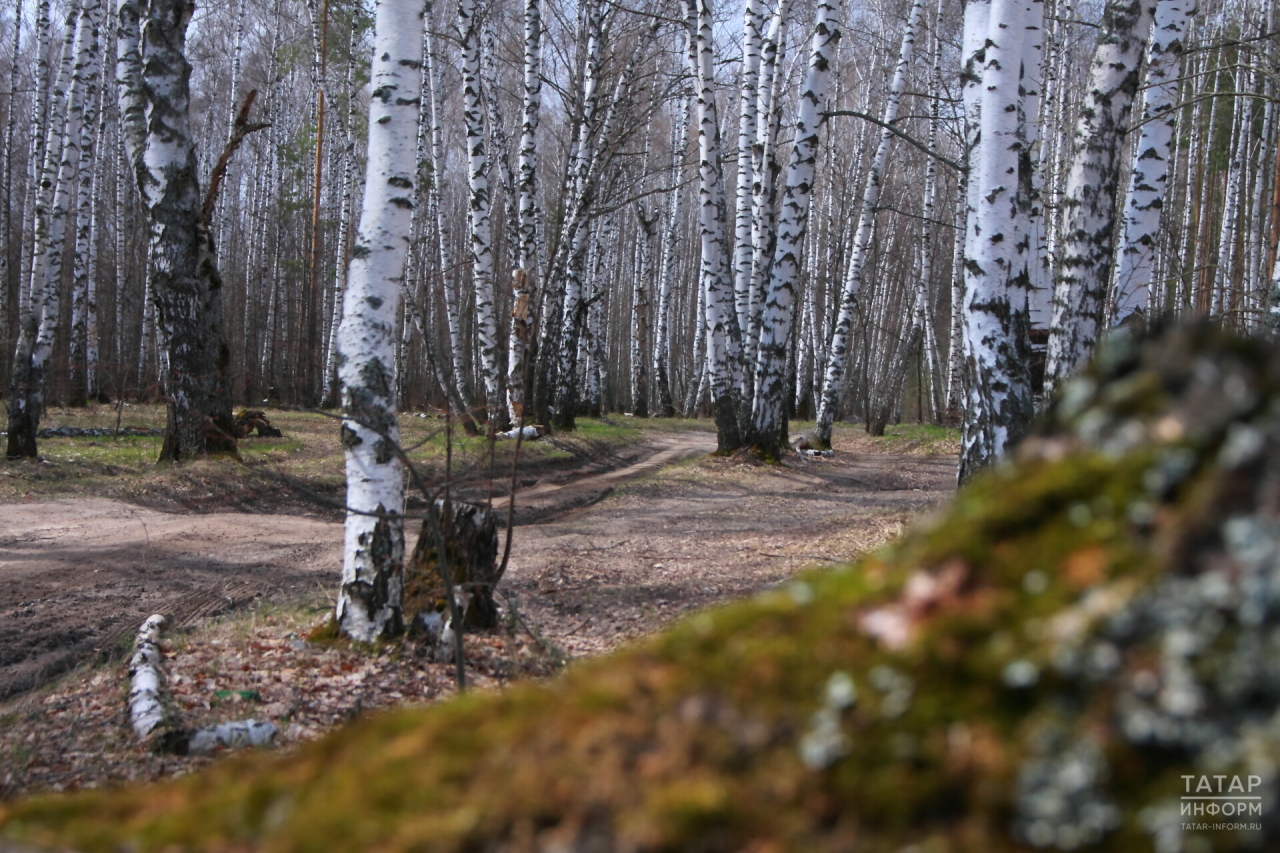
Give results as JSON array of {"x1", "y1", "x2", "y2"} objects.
[{"x1": 0, "y1": 434, "x2": 719, "y2": 702}]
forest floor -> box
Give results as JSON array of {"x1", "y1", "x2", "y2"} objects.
[{"x1": 0, "y1": 407, "x2": 959, "y2": 800}]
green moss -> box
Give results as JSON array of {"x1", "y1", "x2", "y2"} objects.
[{"x1": 7, "y1": 326, "x2": 1280, "y2": 851}]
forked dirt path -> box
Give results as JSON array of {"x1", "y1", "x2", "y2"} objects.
[{"x1": 0, "y1": 430, "x2": 955, "y2": 702}]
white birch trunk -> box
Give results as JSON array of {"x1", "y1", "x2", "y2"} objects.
[
  {"x1": 958, "y1": 0, "x2": 1036, "y2": 482},
  {"x1": 1212, "y1": 96, "x2": 1246, "y2": 319},
  {"x1": 335, "y1": 0, "x2": 424, "y2": 643},
  {"x1": 1045, "y1": 0, "x2": 1156, "y2": 389},
  {"x1": 748, "y1": 0, "x2": 841, "y2": 458},
  {"x1": 424, "y1": 15, "x2": 470, "y2": 409},
  {"x1": 70, "y1": 0, "x2": 104, "y2": 406},
  {"x1": 506, "y1": 0, "x2": 541, "y2": 424},
  {"x1": 1112, "y1": 0, "x2": 1195, "y2": 325},
  {"x1": 0, "y1": 0, "x2": 20, "y2": 350},
  {"x1": 116, "y1": 0, "x2": 237, "y2": 461},
  {"x1": 812, "y1": 0, "x2": 924, "y2": 448},
  {"x1": 6, "y1": 1, "x2": 83, "y2": 457},
  {"x1": 732, "y1": 0, "x2": 764, "y2": 360},
  {"x1": 323, "y1": 19, "x2": 361, "y2": 409},
  {"x1": 654, "y1": 92, "x2": 689, "y2": 418},
  {"x1": 689, "y1": 0, "x2": 743, "y2": 451},
  {"x1": 746, "y1": 0, "x2": 791, "y2": 377},
  {"x1": 128, "y1": 614, "x2": 168, "y2": 739},
  {"x1": 458, "y1": 0, "x2": 502, "y2": 425}
]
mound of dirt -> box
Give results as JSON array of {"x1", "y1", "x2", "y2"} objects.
[{"x1": 6, "y1": 327, "x2": 1279, "y2": 852}]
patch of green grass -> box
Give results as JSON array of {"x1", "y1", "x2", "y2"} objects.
[
  {"x1": 864, "y1": 423, "x2": 961, "y2": 455},
  {"x1": 0, "y1": 408, "x2": 683, "y2": 510}
]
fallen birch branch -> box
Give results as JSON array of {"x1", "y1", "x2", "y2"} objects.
[
  {"x1": 127, "y1": 614, "x2": 168, "y2": 740},
  {"x1": 126, "y1": 613, "x2": 278, "y2": 754}
]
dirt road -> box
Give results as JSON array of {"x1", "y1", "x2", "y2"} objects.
[{"x1": 0, "y1": 430, "x2": 955, "y2": 701}]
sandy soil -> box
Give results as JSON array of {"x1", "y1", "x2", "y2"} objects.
[{"x1": 0, "y1": 427, "x2": 957, "y2": 797}]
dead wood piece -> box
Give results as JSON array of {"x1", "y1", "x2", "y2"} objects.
[
  {"x1": 127, "y1": 614, "x2": 168, "y2": 740},
  {"x1": 234, "y1": 409, "x2": 284, "y2": 438},
  {"x1": 405, "y1": 502, "x2": 501, "y2": 631},
  {"x1": 126, "y1": 613, "x2": 278, "y2": 755}
]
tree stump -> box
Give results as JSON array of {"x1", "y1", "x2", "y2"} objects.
[{"x1": 404, "y1": 501, "x2": 501, "y2": 631}]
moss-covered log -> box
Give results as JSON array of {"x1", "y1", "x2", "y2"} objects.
[{"x1": 5, "y1": 324, "x2": 1280, "y2": 851}]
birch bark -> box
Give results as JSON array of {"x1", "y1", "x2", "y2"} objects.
[
  {"x1": 116, "y1": 0, "x2": 237, "y2": 462},
  {"x1": 5, "y1": 2, "x2": 79, "y2": 458},
  {"x1": 1112, "y1": 0, "x2": 1195, "y2": 325},
  {"x1": 689, "y1": 0, "x2": 743, "y2": 452},
  {"x1": 335, "y1": 0, "x2": 423, "y2": 642},
  {"x1": 458, "y1": 0, "x2": 502, "y2": 426},
  {"x1": 655, "y1": 90, "x2": 693, "y2": 419},
  {"x1": 811, "y1": 0, "x2": 924, "y2": 448},
  {"x1": 748, "y1": 0, "x2": 841, "y2": 459},
  {"x1": 0, "y1": 0, "x2": 20, "y2": 355},
  {"x1": 958, "y1": 0, "x2": 1036, "y2": 483},
  {"x1": 70, "y1": 1, "x2": 105, "y2": 407},
  {"x1": 423, "y1": 15, "x2": 471, "y2": 409},
  {"x1": 732, "y1": 0, "x2": 764, "y2": 364},
  {"x1": 506, "y1": 0, "x2": 541, "y2": 424},
  {"x1": 1045, "y1": 0, "x2": 1156, "y2": 388}
]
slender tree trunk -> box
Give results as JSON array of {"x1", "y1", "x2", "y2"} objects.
[
  {"x1": 1045, "y1": 0, "x2": 1156, "y2": 389},
  {"x1": 632, "y1": 205, "x2": 655, "y2": 418},
  {"x1": 957, "y1": 0, "x2": 1037, "y2": 483},
  {"x1": 746, "y1": 0, "x2": 790, "y2": 366},
  {"x1": 335, "y1": 0, "x2": 424, "y2": 643},
  {"x1": 0, "y1": 0, "x2": 21, "y2": 367},
  {"x1": 732, "y1": 0, "x2": 764, "y2": 379},
  {"x1": 322, "y1": 17, "x2": 360, "y2": 409},
  {"x1": 419, "y1": 17, "x2": 466, "y2": 414},
  {"x1": 458, "y1": 0, "x2": 502, "y2": 427},
  {"x1": 748, "y1": 0, "x2": 841, "y2": 459},
  {"x1": 654, "y1": 91, "x2": 690, "y2": 419},
  {"x1": 506, "y1": 0, "x2": 541, "y2": 424},
  {"x1": 1112, "y1": 0, "x2": 1195, "y2": 326},
  {"x1": 812, "y1": 0, "x2": 924, "y2": 448},
  {"x1": 689, "y1": 0, "x2": 743, "y2": 453},
  {"x1": 69, "y1": 2, "x2": 104, "y2": 407},
  {"x1": 6, "y1": 2, "x2": 79, "y2": 458}
]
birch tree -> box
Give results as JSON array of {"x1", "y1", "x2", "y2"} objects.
[
  {"x1": 958, "y1": 0, "x2": 1036, "y2": 483},
  {"x1": 811, "y1": 0, "x2": 924, "y2": 449},
  {"x1": 116, "y1": 0, "x2": 237, "y2": 461},
  {"x1": 69, "y1": 0, "x2": 105, "y2": 407},
  {"x1": 689, "y1": 0, "x2": 743, "y2": 452},
  {"x1": 1111, "y1": 0, "x2": 1194, "y2": 325},
  {"x1": 748, "y1": 0, "x2": 841, "y2": 459},
  {"x1": 506, "y1": 0, "x2": 541, "y2": 424},
  {"x1": 5, "y1": 2, "x2": 80, "y2": 458},
  {"x1": 334, "y1": 0, "x2": 423, "y2": 643},
  {"x1": 1045, "y1": 0, "x2": 1156, "y2": 389},
  {"x1": 458, "y1": 0, "x2": 503, "y2": 426}
]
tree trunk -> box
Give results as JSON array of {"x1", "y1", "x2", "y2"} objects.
[
  {"x1": 689, "y1": 0, "x2": 743, "y2": 453},
  {"x1": 69, "y1": 1, "x2": 105, "y2": 407},
  {"x1": 1045, "y1": 0, "x2": 1156, "y2": 390},
  {"x1": 1112, "y1": 0, "x2": 1195, "y2": 326},
  {"x1": 506, "y1": 0, "x2": 541, "y2": 425},
  {"x1": 6, "y1": 2, "x2": 80, "y2": 458},
  {"x1": 957, "y1": 0, "x2": 1036, "y2": 483},
  {"x1": 812, "y1": 0, "x2": 924, "y2": 448},
  {"x1": 117, "y1": 0, "x2": 237, "y2": 463},
  {"x1": 458, "y1": 0, "x2": 503, "y2": 427},
  {"x1": 748, "y1": 0, "x2": 841, "y2": 460},
  {"x1": 334, "y1": 0, "x2": 424, "y2": 643}
]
